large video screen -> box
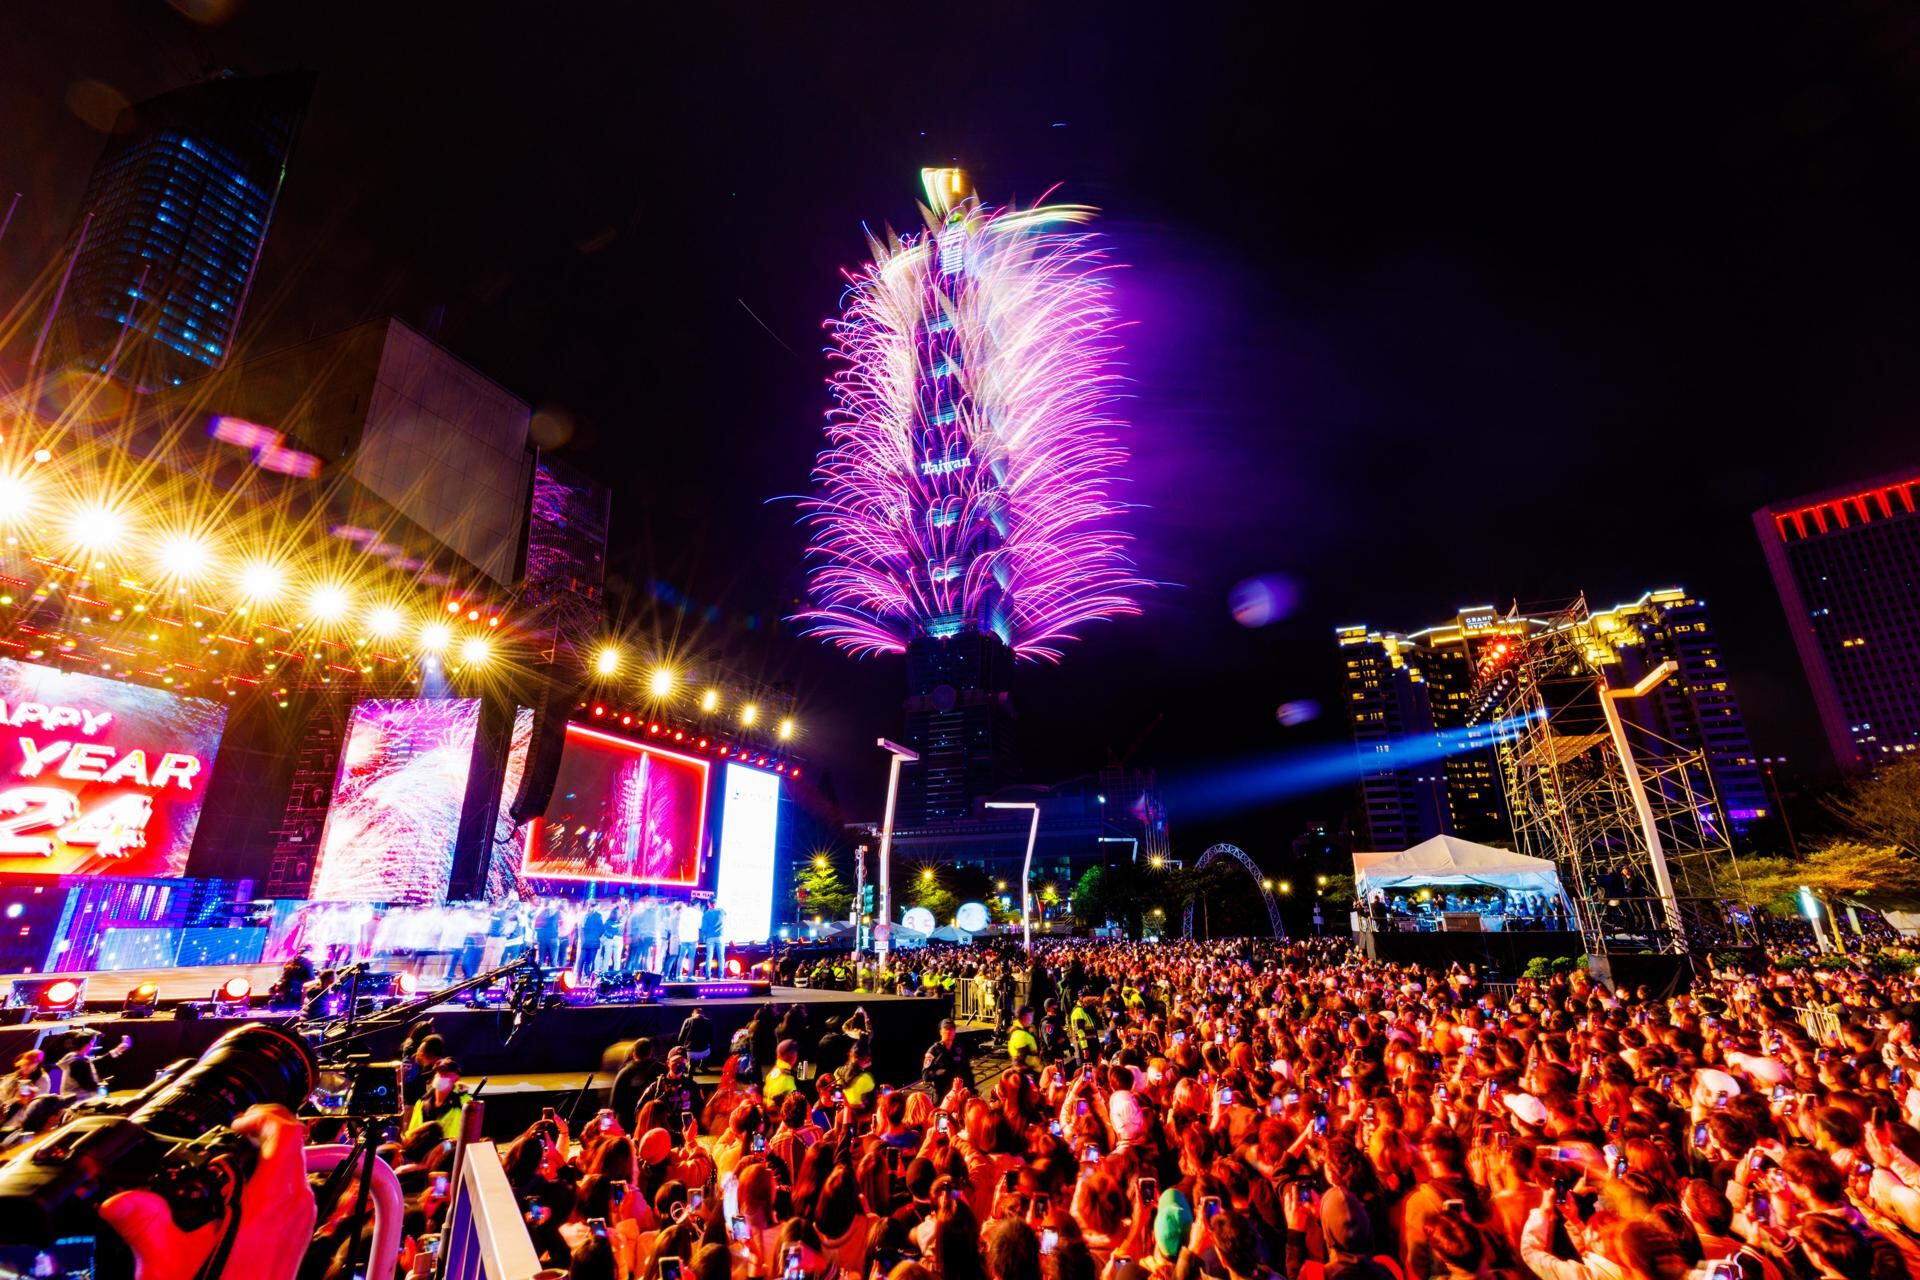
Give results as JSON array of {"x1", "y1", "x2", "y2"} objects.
[
  {"x1": 0, "y1": 659, "x2": 227, "y2": 878},
  {"x1": 310, "y1": 698, "x2": 480, "y2": 905},
  {"x1": 523, "y1": 724, "x2": 708, "y2": 885},
  {"x1": 714, "y1": 763, "x2": 780, "y2": 945},
  {"x1": 485, "y1": 706, "x2": 535, "y2": 900}
]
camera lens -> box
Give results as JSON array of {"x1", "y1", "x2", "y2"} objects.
[{"x1": 129, "y1": 1024, "x2": 315, "y2": 1138}]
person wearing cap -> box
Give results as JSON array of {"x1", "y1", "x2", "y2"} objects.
[
  {"x1": 402, "y1": 1057, "x2": 469, "y2": 1158},
  {"x1": 638, "y1": 1045, "x2": 705, "y2": 1139},
  {"x1": 1147, "y1": 1187, "x2": 1193, "y2": 1279},
  {"x1": 765, "y1": 1039, "x2": 802, "y2": 1103},
  {"x1": 923, "y1": 1019, "x2": 973, "y2": 1099}
]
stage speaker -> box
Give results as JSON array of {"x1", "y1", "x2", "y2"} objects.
[{"x1": 509, "y1": 669, "x2": 587, "y2": 824}]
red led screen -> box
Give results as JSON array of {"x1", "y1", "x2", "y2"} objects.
[
  {"x1": 522, "y1": 724, "x2": 709, "y2": 885},
  {"x1": 0, "y1": 659, "x2": 227, "y2": 878}
]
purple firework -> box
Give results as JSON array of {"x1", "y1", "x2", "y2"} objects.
[{"x1": 798, "y1": 170, "x2": 1147, "y2": 662}]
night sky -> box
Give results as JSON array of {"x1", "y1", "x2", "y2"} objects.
[{"x1": 6, "y1": 4, "x2": 1920, "y2": 852}]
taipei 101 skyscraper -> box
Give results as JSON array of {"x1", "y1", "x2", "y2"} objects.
[{"x1": 800, "y1": 169, "x2": 1147, "y2": 823}]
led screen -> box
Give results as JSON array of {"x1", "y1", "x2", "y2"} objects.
[
  {"x1": 310, "y1": 698, "x2": 480, "y2": 905},
  {"x1": 0, "y1": 659, "x2": 227, "y2": 878},
  {"x1": 484, "y1": 706, "x2": 535, "y2": 900},
  {"x1": 714, "y1": 762, "x2": 780, "y2": 945},
  {"x1": 523, "y1": 724, "x2": 708, "y2": 885}
]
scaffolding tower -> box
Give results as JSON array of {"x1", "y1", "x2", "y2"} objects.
[{"x1": 1467, "y1": 597, "x2": 1743, "y2": 957}]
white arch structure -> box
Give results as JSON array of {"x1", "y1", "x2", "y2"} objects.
[{"x1": 1181, "y1": 843, "x2": 1287, "y2": 939}]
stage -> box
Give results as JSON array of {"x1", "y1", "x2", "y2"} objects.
[
  {"x1": 1357, "y1": 924, "x2": 1583, "y2": 974},
  {"x1": 0, "y1": 962, "x2": 952, "y2": 1135}
]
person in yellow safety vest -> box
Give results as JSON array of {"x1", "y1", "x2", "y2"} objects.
[
  {"x1": 1007, "y1": 1005, "x2": 1043, "y2": 1073},
  {"x1": 764, "y1": 1038, "x2": 802, "y2": 1103},
  {"x1": 402, "y1": 1057, "x2": 470, "y2": 1160},
  {"x1": 838, "y1": 1041, "x2": 877, "y2": 1110}
]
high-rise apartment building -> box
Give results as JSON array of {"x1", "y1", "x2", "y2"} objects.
[
  {"x1": 52, "y1": 70, "x2": 313, "y2": 389},
  {"x1": 1754, "y1": 472, "x2": 1920, "y2": 768},
  {"x1": 1340, "y1": 590, "x2": 1766, "y2": 849},
  {"x1": 1337, "y1": 607, "x2": 1520, "y2": 851}
]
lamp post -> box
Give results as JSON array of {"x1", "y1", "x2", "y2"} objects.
[
  {"x1": 1097, "y1": 835, "x2": 1138, "y2": 864},
  {"x1": 1598, "y1": 660, "x2": 1688, "y2": 951},
  {"x1": 874, "y1": 739, "x2": 919, "y2": 970},
  {"x1": 985, "y1": 800, "x2": 1042, "y2": 951}
]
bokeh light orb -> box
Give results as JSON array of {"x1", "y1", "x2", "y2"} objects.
[
  {"x1": 1229, "y1": 574, "x2": 1300, "y2": 628},
  {"x1": 1276, "y1": 699, "x2": 1320, "y2": 727}
]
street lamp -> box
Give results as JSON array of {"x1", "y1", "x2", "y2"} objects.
[
  {"x1": 1261, "y1": 878, "x2": 1274, "y2": 891},
  {"x1": 1598, "y1": 660, "x2": 1688, "y2": 950},
  {"x1": 1278, "y1": 880, "x2": 1292, "y2": 895},
  {"x1": 874, "y1": 738, "x2": 920, "y2": 968},
  {"x1": 984, "y1": 800, "x2": 1041, "y2": 951},
  {"x1": 813, "y1": 854, "x2": 828, "y2": 871},
  {"x1": 1098, "y1": 835, "x2": 1138, "y2": 864}
]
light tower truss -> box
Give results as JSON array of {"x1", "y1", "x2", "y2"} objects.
[{"x1": 1467, "y1": 597, "x2": 1745, "y2": 956}]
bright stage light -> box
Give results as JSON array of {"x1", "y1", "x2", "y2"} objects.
[
  {"x1": 648, "y1": 667, "x2": 675, "y2": 698},
  {"x1": 461, "y1": 637, "x2": 491, "y2": 666},
  {"x1": 419, "y1": 621, "x2": 452, "y2": 652},
  {"x1": 777, "y1": 717, "x2": 795, "y2": 741},
  {"x1": 0, "y1": 471, "x2": 33, "y2": 522},
  {"x1": 595, "y1": 646, "x2": 621, "y2": 676},
  {"x1": 238, "y1": 560, "x2": 284, "y2": 602},
  {"x1": 65, "y1": 500, "x2": 130, "y2": 554},
  {"x1": 365, "y1": 605, "x2": 404, "y2": 639},
  {"x1": 739, "y1": 702, "x2": 759, "y2": 727},
  {"x1": 701, "y1": 688, "x2": 720, "y2": 713},
  {"x1": 305, "y1": 583, "x2": 351, "y2": 624},
  {"x1": 157, "y1": 532, "x2": 215, "y2": 581}
]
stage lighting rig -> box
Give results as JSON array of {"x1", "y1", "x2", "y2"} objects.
[
  {"x1": 209, "y1": 976, "x2": 251, "y2": 1016},
  {"x1": 121, "y1": 982, "x2": 159, "y2": 1019}
]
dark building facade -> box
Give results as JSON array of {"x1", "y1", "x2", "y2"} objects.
[
  {"x1": 1755, "y1": 472, "x2": 1920, "y2": 769},
  {"x1": 53, "y1": 70, "x2": 313, "y2": 389},
  {"x1": 899, "y1": 631, "x2": 1015, "y2": 826}
]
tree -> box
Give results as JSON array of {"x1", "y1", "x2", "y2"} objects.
[
  {"x1": 909, "y1": 869, "x2": 958, "y2": 926},
  {"x1": 796, "y1": 857, "x2": 851, "y2": 922},
  {"x1": 1731, "y1": 841, "x2": 1914, "y2": 907},
  {"x1": 1826, "y1": 759, "x2": 1920, "y2": 858}
]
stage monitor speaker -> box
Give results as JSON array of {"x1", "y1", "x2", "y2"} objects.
[{"x1": 509, "y1": 669, "x2": 586, "y2": 825}]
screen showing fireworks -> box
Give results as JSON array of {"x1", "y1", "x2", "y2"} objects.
[
  {"x1": 523, "y1": 724, "x2": 709, "y2": 885},
  {"x1": 0, "y1": 658, "x2": 228, "y2": 878},
  {"x1": 310, "y1": 698, "x2": 481, "y2": 905}
]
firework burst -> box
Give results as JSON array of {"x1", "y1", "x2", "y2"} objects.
[{"x1": 799, "y1": 171, "x2": 1146, "y2": 662}]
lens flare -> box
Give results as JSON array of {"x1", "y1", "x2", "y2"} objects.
[
  {"x1": 418, "y1": 621, "x2": 452, "y2": 652},
  {"x1": 648, "y1": 667, "x2": 675, "y2": 699},
  {"x1": 595, "y1": 646, "x2": 621, "y2": 676},
  {"x1": 65, "y1": 500, "x2": 131, "y2": 555},
  {"x1": 237, "y1": 559, "x2": 284, "y2": 602},
  {"x1": 365, "y1": 605, "x2": 404, "y2": 639},
  {"x1": 461, "y1": 636, "x2": 491, "y2": 666},
  {"x1": 739, "y1": 702, "x2": 759, "y2": 727},
  {"x1": 305, "y1": 583, "x2": 351, "y2": 624},
  {"x1": 0, "y1": 471, "x2": 34, "y2": 522},
  {"x1": 156, "y1": 532, "x2": 215, "y2": 580}
]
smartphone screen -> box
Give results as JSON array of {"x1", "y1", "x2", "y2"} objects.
[
  {"x1": 661, "y1": 1259, "x2": 683, "y2": 1280},
  {"x1": 731, "y1": 1216, "x2": 751, "y2": 1243},
  {"x1": 433, "y1": 1173, "x2": 449, "y2": 1197},
  {"x1": 690, "y1": 1189, "x2": 704, "y2": 1212},
  {"x1": 936, "y1": 1112, "x2": 950, "y2": 1134},
  {"x1": 1139, "y1": 1178, "x2": 1157, "y2": 1205},
  {"x1": 1041, "y1": 1230, "x2": 1058, "y2": 1255},
  {"x1": 1314, "y1": 1114, "x2": 1329, "y2": 1135}
]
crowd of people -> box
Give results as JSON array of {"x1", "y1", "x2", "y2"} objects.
[
  {"x1": 12, "y1": 933, "x2": 1920, "y2": 1280},
  {"x1": 291, "y1": 934, "x2": 1920, "y2": 1280}
]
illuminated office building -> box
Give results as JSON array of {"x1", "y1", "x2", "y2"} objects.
[
  {"x1": 1339, "y1": 591, "x2": 1766, "y2": 849},
  {"x1": 1755, "y1": 472, "x2": 1920, "y2": 768},
  {"x1": 51, "y1": 70, "x2": 313, "y2": 389}
]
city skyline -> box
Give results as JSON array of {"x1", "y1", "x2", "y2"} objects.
[{"x1": 5, "y1": 6, "x2": 1919, "y2": 852}]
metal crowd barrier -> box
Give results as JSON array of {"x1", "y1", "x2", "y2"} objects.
[
  {"x1": 437, "y1": 1139, "x2": 541, "y2": 1280},
  {"x1": 1795, "y1": 1004, "x2": 1843, "y2": 1045}
]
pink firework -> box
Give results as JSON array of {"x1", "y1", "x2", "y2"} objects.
[{"x1": 799, "y1": 171, "x2": 1147, "y2": 662}]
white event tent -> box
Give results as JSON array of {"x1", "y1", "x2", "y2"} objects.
[{"x1": 1353, "y1": 834, "x2": 1570, "y2": 905}]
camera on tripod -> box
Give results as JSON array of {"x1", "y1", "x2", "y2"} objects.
[
  {"x1": 310, "y1": 1057, "x2": 404, "y2": 1118},
  {"x1": 0, "y1": 1022, "x2": 315, "y2": 1275}
]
